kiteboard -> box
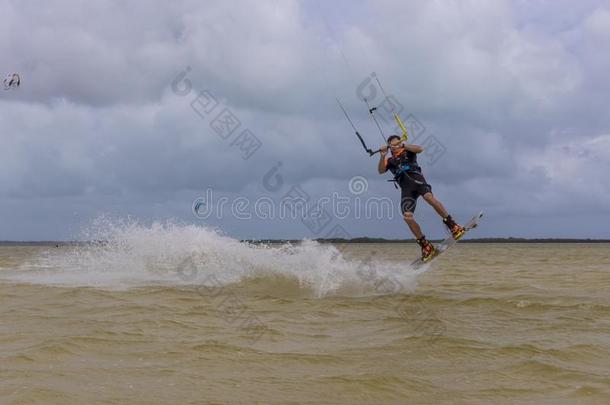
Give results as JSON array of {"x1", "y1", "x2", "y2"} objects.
[{"x1": 410, "y1": 211, "x2": 484, "y2": 270}]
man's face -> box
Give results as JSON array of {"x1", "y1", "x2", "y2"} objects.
[{"x1": 390, "y1": 138, "x2": 404, "y2": 154}]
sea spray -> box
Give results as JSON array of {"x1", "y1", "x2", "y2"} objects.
[{"x1": 3, "y1": 217, "x2": 423, "y2": 296}]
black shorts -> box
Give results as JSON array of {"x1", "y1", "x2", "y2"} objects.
[{"x1": 399, "y1": 171, "x2": 432, "y2": 213}]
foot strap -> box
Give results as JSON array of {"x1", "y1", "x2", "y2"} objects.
[{"x1": 443, "y1": 215, "x2": 456, "y2": 228}]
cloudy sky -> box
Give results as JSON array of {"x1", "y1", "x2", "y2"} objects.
[{"x1": 1, "y1": 0, "x2": 609, "y2": 241}]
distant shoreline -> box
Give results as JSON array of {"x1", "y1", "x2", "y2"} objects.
[
  {"x1": 247, "y1": 238, "x2": 610, "y2": 244},
  {"x1": 2, "y1": 237, "x2": 610, "y2": 246}
]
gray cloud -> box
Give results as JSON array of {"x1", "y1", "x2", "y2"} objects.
[{"x1": 1, "y1": 0, "x2": 609, "y2": 240}]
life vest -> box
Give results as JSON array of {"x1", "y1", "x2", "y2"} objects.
[
  {"x1": 386, "y1": 150, "x2": 420, "y2": 178},
  {"x1": 385, "y1": 149, "x2": 423, "y2": 188}
]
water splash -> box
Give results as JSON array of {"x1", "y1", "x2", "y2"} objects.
[{"x1": 4, "y1": 217, "x2": 424, "y2": 296}]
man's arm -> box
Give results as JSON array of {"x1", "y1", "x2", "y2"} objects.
[
  {"x1": 378, "y1": 146, "x2": 388, "y2": 174},
  {"x1": 404, "y1": 144, "x2": 423, "y2": 154}
]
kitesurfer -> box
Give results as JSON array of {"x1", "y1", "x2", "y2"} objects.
[{"x1": 379, "y1": 135, "x2": 465, "y2": 261}]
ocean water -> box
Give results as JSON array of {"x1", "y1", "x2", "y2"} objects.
[{"x1": 1, "y1": 222, "x2": 609, "y2": 404}]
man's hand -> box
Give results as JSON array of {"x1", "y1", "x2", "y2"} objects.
[{"x1": 380, "y1": 145, "x2": 388, "y2": 156}]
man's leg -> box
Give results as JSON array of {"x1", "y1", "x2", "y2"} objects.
[
  {"x1": 403, "y1": 209, "x2": 436, "y2": 260},
  {"x1": 422, "y1": 192, "x2": 448, "y2": 218},
  {"x1": 422, "y1": 192, "x2": 464, "y2": 238},
  {"x1": 401, "y1": 195, "x2": 423, "y2": 238},
  {"x1": 403, "y1": 211, "x2": 424, "y2": 239},
  {"x1": 402, "y1": 194, "x2": 435, "y2": 259}
]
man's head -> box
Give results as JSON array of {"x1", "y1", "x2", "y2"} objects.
[{"x1": 387, "y1": 135, "x2": 405, "y2": 155}]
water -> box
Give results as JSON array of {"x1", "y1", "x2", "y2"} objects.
[{"x1": 1, "y1": 222, "x2": 609, "y2": 404}]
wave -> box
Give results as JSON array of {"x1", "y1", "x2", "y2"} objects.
[{"x1": 2, "y1": 217, "x2": 425, "y2": 296}]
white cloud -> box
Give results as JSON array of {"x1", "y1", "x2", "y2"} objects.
[{"x1": 584, "y1": 7, "x2": 610, "y2": 37}]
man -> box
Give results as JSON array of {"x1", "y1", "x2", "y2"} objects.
[{"x1": 379, "y1": 135, "x2": 464, "y2": 260}]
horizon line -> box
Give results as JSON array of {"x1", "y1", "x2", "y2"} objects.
[{"x1": 2, "y1": 237, "x2": 610, "y2": 245}]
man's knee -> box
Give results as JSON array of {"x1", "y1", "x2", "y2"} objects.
[
  {"x1": 423, "y1": 192, "x2": 435, "y2": 203},
  {"x1": 403, "y1": 212, "x2": 415, "y2": 222}
]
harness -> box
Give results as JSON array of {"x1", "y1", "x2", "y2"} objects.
[{"x1": 387, "y1": 152, "x2": 423, "y2": 188}]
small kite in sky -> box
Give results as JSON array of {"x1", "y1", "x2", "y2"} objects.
[{"x1": 3, "y1": 73, "x2": 21, "y2": 90}]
